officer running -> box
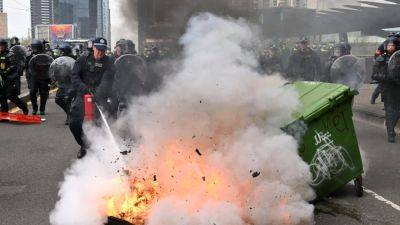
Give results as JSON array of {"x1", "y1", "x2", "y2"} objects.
[
  {"x1": 69, "y1": 37, "x2": 115, "y2": 159},
  {"x1": 0, "y1": 39, "x2": 29, "y2": 114},
  {"x1": 51, "y1": 43, "x2": 76, "y2": 125}
]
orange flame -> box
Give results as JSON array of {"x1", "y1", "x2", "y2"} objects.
[
  {"x1": 106, "y1": 140, "x2": 242, "y2": 223},
  {"x1": 106, "y1": 177, "x2": 158, "y2": 225}
]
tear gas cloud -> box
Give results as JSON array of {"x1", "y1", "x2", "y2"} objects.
[{"x1": 50, "y1": 13, "x2": 315, "y2": 225}]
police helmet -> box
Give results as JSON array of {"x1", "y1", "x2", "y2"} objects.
[
  {"x1": 0, "y1": 38, "x2": 8, "y2": 47},
  {"x1": 334, "y1": 42, "x2": 351, "y2": 56},
  {"x1": 31, "y1": 39, "x2": 45, "y2": 53},
  {"x1": 117, "y1": 39, "x2": 136, "y2": 55},
  {"x1": 386, "y1": 37, "x2": 400, "y2": 52},
  {"x1": 87, "y1": 38, "x2": 95, "y2": 50},
  {"x1": 59, "y1": 43, "x2": 72, "y2": 56},
  {"x1": 10, "y1": 37, "x2": 20, "y2": 46},
  {"x1": 116, "y1": 39, "x2": 126, "y2": 47}
]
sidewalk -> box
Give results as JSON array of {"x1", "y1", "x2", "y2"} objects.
[{"x1": 353, "y1": 84, "x2": 400, "y2": 130}]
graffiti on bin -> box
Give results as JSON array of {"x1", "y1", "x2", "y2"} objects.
[{"x1": 310, "y1": 130, "x2": 355, "y2": 186}]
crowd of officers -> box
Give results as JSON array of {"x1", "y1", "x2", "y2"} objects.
[
  {"x1": 0, "y1": 34, "x2": 398, "y2": 159},
  {"x1": 0, "y1": 36, "x2": 162, "y2": 159},
  {"x1": 260, "y1": 36, "x2": 400, "y2": 143}
]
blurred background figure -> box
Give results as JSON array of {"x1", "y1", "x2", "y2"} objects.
[
  {"x1": 286, "y1": 38, "x2": 321, "y2": 81},
  {"x1": 27, "y1": 39, "x2": 54, "y2": 115},
  {"x1": 323, "y1": 42, "x2": 352, "y2": 82},
  {"x1": 371, "y1": 37, "x2": 400, "y2": 143},
  {"x1": 0, "y1": 38, "x2": 29, "y2": 114},
  {"x1": 259, "y1": 45, "x2": 284, "y2": 75}
]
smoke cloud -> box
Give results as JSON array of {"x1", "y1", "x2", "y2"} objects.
[{"x1": 50, "y1": 13, "x2": 315, "y2": 225}]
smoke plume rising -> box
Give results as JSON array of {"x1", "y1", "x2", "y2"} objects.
[{"x1": 50, "y1": 13, "x2": 315, "y2": 225}]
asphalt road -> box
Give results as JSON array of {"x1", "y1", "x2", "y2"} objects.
[{"x1": 0, "y1": 97, "x2": 399, "y2": 225}]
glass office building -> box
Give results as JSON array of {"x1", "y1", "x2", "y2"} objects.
[{"x1": 36, "y1": 0, "x2": 111, "y2": 42}]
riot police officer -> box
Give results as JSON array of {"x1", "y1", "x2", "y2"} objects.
[
  {"x1": 59, "y1": 43, "x2": 73, "y2": 58},
  {"x1": 9, "y1": 36, "x2": 27, "y2": 95},
  {"x1": 10, "y1": 37, "x2": 20, "y2": 48},
  {"x1": 114, "y1": 39, "x2": 137, "y2": 59},
  {"x1": 259, "y1": 45, "x2": 284, "y2": 75},
  {"x1": 110, "y1": 39, "x2": 146, "y2": 117},
  {"x1": 27, "y1": 39, "x2": 54, "y2": 115},
  {"x1": 324, "y1": 42, "x2": 352, "y2": 82},
  {"x1": 0, "y1": 39, "x2": 29, "y2": 114},
  {"x1": 286, "y1": 38, "x2": 322, "y2": 81},
  {"x1": 371, "y1": 38, "x2": 400, "y2": 143},
  {"x1": 51, "y1": 43, "x2": 75, "y2": 125},
  {"x1": 69, "y1": 37, "x2": 115, "y2": 159},
  {"x1": 73, "y1": 44, "x2": 84, "y2": 59}
]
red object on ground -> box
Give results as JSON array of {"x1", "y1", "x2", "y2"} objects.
[
  {"x1": 84, "y1": 94, "x2": 95, "y2": 121},
  {"x1": 0, "y1": 112, "x2": 42, "y2": 124}
]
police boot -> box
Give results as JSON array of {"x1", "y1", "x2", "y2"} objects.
[
  {"x1": 77, "y1": 147, "x2": 87, "y2": 159},
  {"x1": 388, "y1": 135, "x2": 395, "y2": 143}
]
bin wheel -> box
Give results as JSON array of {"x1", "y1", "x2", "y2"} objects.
[{"x1": 354, "y1": 176, "x2": 363, "y2": 197}]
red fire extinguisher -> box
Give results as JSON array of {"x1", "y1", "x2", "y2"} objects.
[{"x1": 84, "y1": 94, "x2": 95, "y2": 121}]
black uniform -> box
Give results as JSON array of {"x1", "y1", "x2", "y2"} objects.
[
  {"x1": 324, "y1": 42, "x2": 352, "y2": 82},
  {"x1": 372, "y1": 53, "x2": 400, "y2": 142},
  {"x1": 260, "y1": 54, "x2": 284, "y2": 75},
  {"x1": 0, "y1": 49, "x2": 29, "y2": 113},
  {"x1": 28, "y1": 53, "x2": 53, "y2": 114},
  {"x1": 286, "y1": 49, "x2": 322, "y2": 81},
  {"x1": 69, "y1": 53, "x2": 115, "y2": 148}
]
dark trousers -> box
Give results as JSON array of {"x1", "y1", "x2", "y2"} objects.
[
  {"x1": 371, "y1": 84, "x2": 384, "y2": 104},
  {"x1": 69, "y1": 95, "x2": 85, "y2": 147},
  {"x1": 55, "y1": 88, "x2": 74, "y2": 118},
  {"x1": 0, "y1": 83, "x2": 28, "y2": 113},
  {"x1": 29, "y1": 78, "x2": 50, "y2": 112},
  {"x1": 385, "y1": 104, "x2": 400, "y2": 138}
]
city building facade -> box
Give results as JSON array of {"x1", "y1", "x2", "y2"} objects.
[
  {"x1": 31, "y1": 0, "x2": 54, "y2": 37},
  {"x1": 32, "y1": 0, "x2": 110, "y2": 44},
  {"x1": 307, "y1": 0, "x2": 360, "y2": 10},
  {"x1": 0, "y1": 0, "x2": 3, "y2": 13},
  {"x1": 255, "y1": 0, "x2": 308, "y2": 8},
  {"x1": 0, "y1": 12, "x2": 7, "y2": 38}
]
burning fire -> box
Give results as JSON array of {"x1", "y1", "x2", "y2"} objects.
[
  {"x1": 105, "y1": 140, "x2": 242, "y2": 224},
  {"x1": 106, "y1": 177, "x2": 159, "y2": 225}
]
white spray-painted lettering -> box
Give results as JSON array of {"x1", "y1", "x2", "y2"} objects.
[{"x1": 310, "y1": 130, "x2": 355, "y2": 186}]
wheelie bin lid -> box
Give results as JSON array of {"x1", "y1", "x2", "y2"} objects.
[{"x1": 289, "y1": 82, "x2": 356, "y2": 123}]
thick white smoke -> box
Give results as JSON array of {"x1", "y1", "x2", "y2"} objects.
[{"x1": 50, "y1": 13, "x2": 315, "y2": 225}]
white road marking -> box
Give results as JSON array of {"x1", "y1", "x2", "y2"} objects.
[{"x1": 364, "y1": 188, "x2": 400, "y2": 211}]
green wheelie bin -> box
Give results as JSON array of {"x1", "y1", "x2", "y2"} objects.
[{"x1": 284, "y1": 81, "x2": 364, "y2": 198}]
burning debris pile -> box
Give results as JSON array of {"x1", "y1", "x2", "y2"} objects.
[{"x1": 50, "y1": 13, "x2": 315, "y2": 225}]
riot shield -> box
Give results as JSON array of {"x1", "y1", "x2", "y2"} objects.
[
  {"x1": 330, "y1": 55, "x2": 366, "y2": 91},
  {"x1": 49, "y1": 56, "x2": 75, "y2": 87},
  {"x1": 114, "y1": 54, "x2": 148, "y2": 97},
  {"x1": 388, "y1": 50, "x2": 400, "y2": 84},
  {"x1": 29, "y1": 54, "x2": 54, "y2": 79},
  {"x1": 10, "y1": 45, "x2": 29, "y2": 69}
]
